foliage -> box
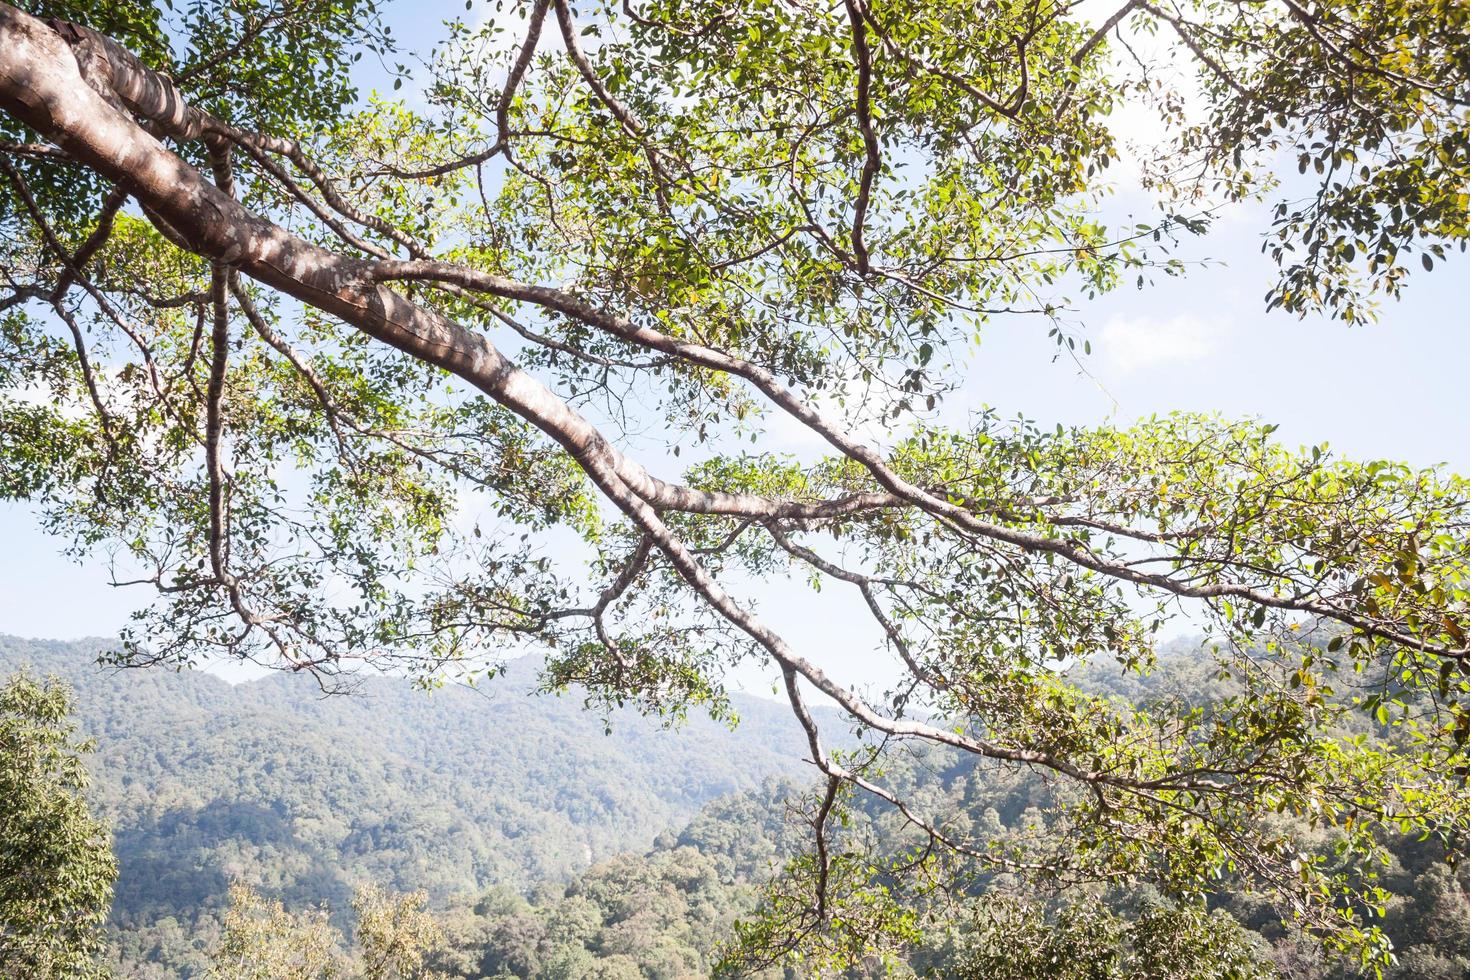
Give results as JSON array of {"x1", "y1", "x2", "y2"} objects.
[
  {"x1": 946, "y1": 895, "x2": 1275, "y2": 980},
  {"x1": 354, "y1": 884, "x2": 449, "y2": 980},
  {"x1": 211, "y1": 884, "x2": 349, "y2": 980},
  {"x1": 209, "y1": 882, "x2": 446, "y2": 980},
  {"x1": 0, "y1": 670, "x2": 116, "y2": 979},
  {"x1": 434, "y1": 849, "x2": 766, "y2": 980}
]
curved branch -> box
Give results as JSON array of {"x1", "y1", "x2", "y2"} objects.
[{"x1": 843, "y1": 0, "x2": 881, "y2": 275}]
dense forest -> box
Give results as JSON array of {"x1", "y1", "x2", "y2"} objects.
[
  {"x1": 0, "y1": 636, "x2": 812, "y2": 975},
  {"x1": 5, "y1": 635, "x2": 1469, "y2": 978}
]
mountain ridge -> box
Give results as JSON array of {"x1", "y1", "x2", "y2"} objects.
[{"x1": 0, "y1": 635, "x2": 817, "y2": 929}]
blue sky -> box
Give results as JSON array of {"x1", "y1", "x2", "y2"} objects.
[{"x1": 2, "y1": 3, "x2": 1467, "y2": 695}]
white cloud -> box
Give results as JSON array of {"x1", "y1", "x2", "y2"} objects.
[{"x1": 1098, "y1": 313, "x2": 1227, "y2": 373}]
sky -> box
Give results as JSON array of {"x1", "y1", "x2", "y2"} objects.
[{"x1": 1, "y1": 1, "x2": 1466, "y2": 696}]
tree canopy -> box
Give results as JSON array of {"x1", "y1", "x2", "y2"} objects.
[
  {"x1": 0, "y1": 671, "x2": 115, "y2": 978},
  {"x1": 1, "y1": 0, "x2": 1468, "y2": 969}
]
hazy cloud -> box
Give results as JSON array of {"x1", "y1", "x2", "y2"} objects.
[{"x1": 1098, "y1": 313, "x2": 1227, "y2": 373}]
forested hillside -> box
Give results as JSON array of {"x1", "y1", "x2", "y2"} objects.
[
  {"x1": 0, "y1": 636, "x2": 816, "y2": 973},
  {"x1": 7, "y1": 635, "x2": 1470, "y2": 978},
  {"x1": 419, "y1": 647, "x2": 1470, "y2": 980}
]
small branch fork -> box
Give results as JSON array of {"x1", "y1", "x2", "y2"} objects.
[{"x1": 843, "y1": 0, "x2": 881, "y2": 276}]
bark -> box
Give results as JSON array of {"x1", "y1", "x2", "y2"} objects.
[{"x1": 0, "y1": 2, "x2": 693, "y2": 517}]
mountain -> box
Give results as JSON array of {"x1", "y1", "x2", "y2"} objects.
[
  {"x1": 0, "y1": 636, "x2": 815, "y2": 937},
  {"x1": 10, "y1": 635, "x2": 1469, "y2": 979}
]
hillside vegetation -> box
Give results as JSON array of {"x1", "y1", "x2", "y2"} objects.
[
  {"x1": 7, "y1": 635, "x2": 1470, "y2": 977},
  {"x1": 0, "y1": 636, "x2": 814, "y2": 974}
]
